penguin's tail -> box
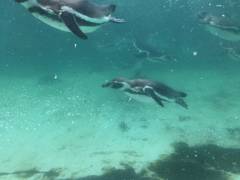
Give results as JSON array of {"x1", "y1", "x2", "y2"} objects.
[
  {"x1": 175, "y1": 98, "x2": 188, "y2": 109},
  {"x1": 178, "y1": 91, "x2": 187, "y2": 97}
]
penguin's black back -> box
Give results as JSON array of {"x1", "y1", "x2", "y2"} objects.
[
  {"x1": 130, "y1": 79, "x2": 187, "y2": 99},
  {"x1": 153, "y1": 81, "x2": 186, "y2": 98}
]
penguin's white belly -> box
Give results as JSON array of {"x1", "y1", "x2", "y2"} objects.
[
  {"x1": 125, "y1": 92, "x2": 175, "y2": 105},
  {"x1": 32, "y1": 13, "x2": 101, "y2": 33},
  {"x1": 206, "y1": 25, "x2": 240, "y2": 41},
  {"x1": 125, "y1": 93, "x2": 155, "y2": 104},
  {"x1": 32, "y1": 13, "x2": 69, "y2": 31}
]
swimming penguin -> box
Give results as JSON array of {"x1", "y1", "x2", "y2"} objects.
[
  {"x1": 197, "y1": 12, "x2": 240, "y2": 41},
  {"x1": 224, "y1": 47, "x2": 240, "y2": 61},
  {"x1": 132, "y1": 40, "x2": 175, "y2": 63},
  {"x1": 102, "y1": 77, "x2": 188, "y2": 109},
  {"x1": 15, "y1": 0, "x2": 125, "y2": 39}
]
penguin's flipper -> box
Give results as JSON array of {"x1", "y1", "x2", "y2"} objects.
[
  {"x1": 144, "y1": 86, "x2": 164, "y2": 107},
  {"x1": 60, "y1": 11, "x2": 88, "y2": 40},
  {"x1": 175, "y1": 98, "x2": 188, "y2": 109}
]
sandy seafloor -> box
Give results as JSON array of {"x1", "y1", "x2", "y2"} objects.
[{"x1": 0, "y1": 56, "x2": 240, "y2": 180}]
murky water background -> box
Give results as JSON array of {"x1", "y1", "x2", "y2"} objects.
[{"x1": 0, "y1": 0, "x2": 240, "y2": 179}]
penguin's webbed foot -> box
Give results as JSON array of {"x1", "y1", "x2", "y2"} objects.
[{"x1": 109, "y1": 17, "x2": 126, "y2": 23}]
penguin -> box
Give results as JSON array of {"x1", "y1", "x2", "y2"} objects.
[
  {"x1": 224, "y1": 47, "x2": 240, "y2": 61},
  {"x1": 15, "y1": 0, "x2": 125, "y2": 39},
  {"x1": 132, "y1": 40, "x2": 175, "y2": 63},
  {"x1": 197, "y1": 12, "x2": 240, "y2": 41},
  {"x1": 102, "y1": 77, "x2": 188, "y2": 109}
]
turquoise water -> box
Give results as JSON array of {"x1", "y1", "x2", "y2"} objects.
[{"x1": 1, "y1": 0, "x2": 240, "y2": 179}]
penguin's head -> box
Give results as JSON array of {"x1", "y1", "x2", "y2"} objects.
[
  {"x1": 197, "y1": 12, "x2": 213, "y2": 24},
  {"x1": 102, "y1": 77, "x2": 130, "y2": 90}
]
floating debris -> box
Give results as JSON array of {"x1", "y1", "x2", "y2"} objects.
[{"x1": 38, "y1": 73, "x2": 62, "y2": 86}]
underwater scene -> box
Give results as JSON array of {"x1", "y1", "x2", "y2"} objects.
[{"x1": 1, "y1": 0, "x2": 240, "y2": 179}]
